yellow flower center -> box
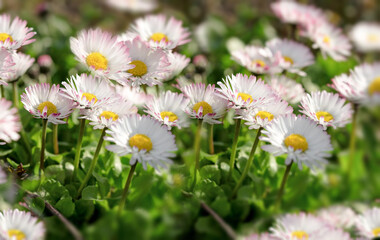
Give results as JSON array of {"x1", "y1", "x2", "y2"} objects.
[
  {"x1": 255, "y1": 111, "x2": 274, "y2": 121},
  {"x1": 237, "y1": 92, "x2": 253, "y2": 103},
  {"x1": 38, "y1": 101, "x2": 58, "y2": 116},
  {"x1": 150, "y1": 32, "x2": 169, "y2": 42},
  {"x1": 283, "y1": 56, "x2": 294, "y2": 65},
  {"x1": 252, "y1": 59, "x2": 266, "y2": 67},
  {"x1": 368, "y1": 77, "x2": 380, "y2": 96},
  {"x1": 81, "y1": 92, "x2": 98, "y2": 103},
  {"x1": 86, "y1": 52, "x2": 108, "y2": 70},
  {"x1": 291, "y1": 231, "x2": 309, "y2": 240},
  {"x1": 8, "y1": 229, "x2": 26, "y2": 240},
  {"x1": 367, "y1": 34, "x2": 379, "y2": 43},
  {"x1": 127, "y1": 60, "x2": 148, "y2": 77},
  {"x1": 323, "y1": 35, "x2": 331, "y2": 45},
  {"x1": 0, "y1": 33, "x2": 13, "y2": 42},
  {"x1": 129, "y1": 134, "x2": 153, "y2": 152},
  {"x1": 160, "y1": 111, "x2": 178, "y2": 122},
  {"x1": 193, "y1": 101, "x2": 213, "y2": 115},
  {"x1": 99, "y1": 111, "x2": 118, "y2": 121},
  {"x1": 316, "y1": 111, "x2": 334, "y2": 122},
  {"x1": 373, "y1": 227, "x2": 380, "y2": 236},
  {"x1": 284, "y1": 134, "x2": 308, "y2": 152}
]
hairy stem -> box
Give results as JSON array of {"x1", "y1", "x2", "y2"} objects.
[
  {"x1": 72, "y1": 119, "x2": 86, "y2": 181},
  {"x1": 209, "y1": 124, "x2": 214, "y2": 154},
  {"x1": 191, "y1": 119, "x2": 203, "y2": 190},
  {"x1": 39, "y1": 119, "x2": 48, "y2": 175},
  {"x1": 228, "y1": 119, "x2": 242, "y2": 180},
  {"x1": 53, "y1": 124, "x2": 59, "y2": 154},
  {"x1": 118, "y1": 163, "x2": 137, "y2": 216},
  {"x1": 275, "y1": 162, "x2": 293, "y2": 210}
]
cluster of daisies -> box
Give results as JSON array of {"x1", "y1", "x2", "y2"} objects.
[
  {"x1": 0, "y1": 14, "x2": 36, "y2": 145},
  {"x1": 244, "y1": 206, "x2": 380, "y2": 240}
]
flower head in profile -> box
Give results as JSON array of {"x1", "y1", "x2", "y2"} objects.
[
  {"x1": 144, "y1": 91, "x2": 189, "y2": 130},
  {"x1": 160, "y1": 52, "x2": 190, "y2": 82},
  {"x1": 115, "y1": 85, "x2": 153, "y2": 107},
  {"x1": 231, "y1": 46, "x2": 280, "y2": 74},
  {"x1": 349, "y1": 22, "x2": 380, "y2": 52},
  {"x1": 217, "y1": 73, "x2": 277, "y2": 110},
  {"x1": 317, "y1": 205, "x2": 357, "y2": 229},
  {"x1": 70, "y1": 28, "x2": 132, "y2": 85},
  {"x1": 105, "y1": 0, "x2": 157, "y2": 13},
  {"x1": 0, "y1": 14, "x2": 36, "y2": 50},
  {"x1": 105, "y1": 115, "x2": 177, "y2": 170},
  {"x1": 260, "y1": 114, "x2": 333, "y2": 170},
  {"x1": 308, "y1": 23, "x2": 351, "y2": 61},
  {"x1": 267, "y1": 76, "x2": 305, "y2": 104},
  {"x1": 332, "y1": 63, "x2": 380, "y2": 105},
  {"x1": 0, "y1": 209, "x2": 45, "y2": 240},
  {"x1": 123, "y1": 37, "x2": 169, "y2": 87},
  {"x1": 123, "y1": 14, "x2": 190, "y2": 50},
  {"x1": 83, "y1": 98, "x2": 137, "y2": 129},
  {"x1": 270, "y1": 212, "x2": 329, "y2": 240},
  {"x1": 356, "y1": 207, "x2": 380, "y2": 239},
  {"x1": 237, "y1": 97, "x2": 293, "y2": 129},
  {"x1": 267, "y1": 38, "x2": 314, "y2": 76},
  {"x1": 181, "y1": 83, "x2": 228, "y2": 124},
  {"x1": 60, "y1": 74, "x2": 117, "y2": 110},
  {"x1": 21, "y1": 83, "x2": 75, "y2": 124},
  {"x1": 1, "y1": 52, "x2": 34, "y2": 83},
  {"x1": 0, "y1": 98, "x2": 21, "y2": 144},
  {"x1": 300, "y1": 90, "x2": 352, "y2": 129}
]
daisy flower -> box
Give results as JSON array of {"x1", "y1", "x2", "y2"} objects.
[
  {"x1": 144, "y1": 91, "x2": 189, "y2": 130},
  {"x1": 317, "y1": 205, "x2": 357, "y2": 229},
  {"x1": 271, "y1": 1, "x2": 305, "y2": 25},
  {"x1": 0, "y1": 168, "x2": 6, "y2": 184},
  {"x1": 349, "y1": 22, "x2": 380, "y2": 52},
  {"x1": 238, "y1": 98, "x2": 293, "y2": 129},
  {"x1": 70, "y1": 28, "x2": 132, "y2": 84},
  {"x1": 123, "y1": 37, "x2": 169, "y2": 87},
  {"x1": 299, "y1": 90, "x2": 352, "y2": 129},
  {"x1": 60, "y1": 74, "x2": 116, "y2": 109},
  {"x1": 21, "y1": 83, "x2": 75, "y2": 124},
  {"x1": 124, "y1": 14, "x2": 191, "y2": 50},
  {"x1": 332, "y1": 63, "x2": 380, "y2": 105},
  {"x1": 0, "y1": 50, "x2": 14, "y2": 85},
  {"x1": 181, "y1": 83, "x2": 228, "y2": 124},
  {"x1": 266, "y1": 38, "x2": 314, "y2": 76},
  {"x1": 217, "y1": 73, "x2": 277, "y2": 109},
  {"x1": 356, "y1": 207, "x2": 380, "y2": 238},
  {"x1": 160, "y1": 52, "x2": 190, "y2": 82},
  {"x1": 267, "y1": 76, "x2": 306, "y2": 104},
  {"x1": 313, "y1": 227, "x2": 352, "y2": 240},
  {"x1": 105, "y1": 0, "x2": 157, "y2": 13},
  {"x1": 83, "y1": 98, "x2": 137, "y2": 129},
  {"x1": 0, "y1": 98, "x2": 21, "y2": 144},
  {"x1": 105, "y1": 114, "x2": 177, "y2": 170},
  {"x1": 308, "y1": 23, "x2": 351, "y2": 61},
  {"x1": 270, "y1": 212, "x2": 329, "y2": 240},
  {"x1": 0, "y1": 14, "x2": 36, "y2": 50},
  {"x1": 1, "y1": 52, "x2": 34, "y2": 83},
  {"x1": 245, "y1": 233, "x2": 280, "y2": 240},
  {"x1": 260, "y1": 114, "x2": 333, "y2": 170},
  {"x1": 115, "y1": 85, "x2": 153, "y2": 107},
  {"x1": 231, "y1": 46, "x2": 280, "y2": 74},
  {"x1": 0, "y1": 209, "x2": 45, "y2": 240}
]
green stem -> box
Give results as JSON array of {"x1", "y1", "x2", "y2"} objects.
[
  {"x1": 231, "y1": 127, "x2": 261, "y2": 198},
  {"x1": 76, "y1": 128, "x2": 106, "y2": 198},
  {"x1": 53, "y1": 124, "x2": 59, "y2": 155},
  {"x1": 348, "y1": 104, "x2": 359, "y2": 175},
  {"x1": 39, "y1": 119, "x2": 48, "y2": 176},
  {"x1": 228, "y1": 119, "x2": 242, "y2": 180},
  {"x1": 72, "y1": 119, "x2": 86, "y2": 181},
  {"x1": 0, "y1": 85, "x2": 4, "y2": 98},
  {"x1": 191, "y1": 119, "x2": 203, "y2": 191},
  {"x1": 209, "y1": 124, "x2": 214, "y2": 154},
  {"x1": 12, "y1": 81, "x2": 18, "y2": 108},
  {"x1": 118, "y1": 163, "x2": 137, "y2": 216},
  {"x1": 275, "y1": 162, "x2": 293, "y2": 211}
]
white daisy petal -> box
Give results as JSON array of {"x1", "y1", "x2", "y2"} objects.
[
  {"x1": 267, "y1": 76, "x2": 306, "y2": 104},
  {"x1": 0, "y1": 14, "x2": 36, "y2": 50},
  {"x1": 0, "y1": 98, "x2": 21, "y2": 144},
  {"x1": 356, "y1": 207, "x2": 380, "y2": 238}
]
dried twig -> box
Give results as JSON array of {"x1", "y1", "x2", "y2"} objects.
[{"x1": 200, "y1": 201, "x2": 237, "y2": 239}]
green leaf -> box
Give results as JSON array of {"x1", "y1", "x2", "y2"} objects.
[
  {"x1": 200, "y1": 165, "x2": 221, "y2": 184},
  {"x1": 93, "y1": 172, "x2": 110, "y2": 198},
  {"x1": 55, "y1": 197, "x2": 75, "y2": 217},
  {"x1": 82, "y1": 185, "x2": 98, "y2": 200},
  {"x1": 211, "y1": 196, "x2": 231, "y2": 217},
  {"x1": 195, "y1": 216, "x2": 224, "y2": 237},
  {"x1": 45, "y1": 165, "x2": 65, "y2": 184},
  {"x1": 30, "y1": 197, "x2": 45, "y2": 215}
]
